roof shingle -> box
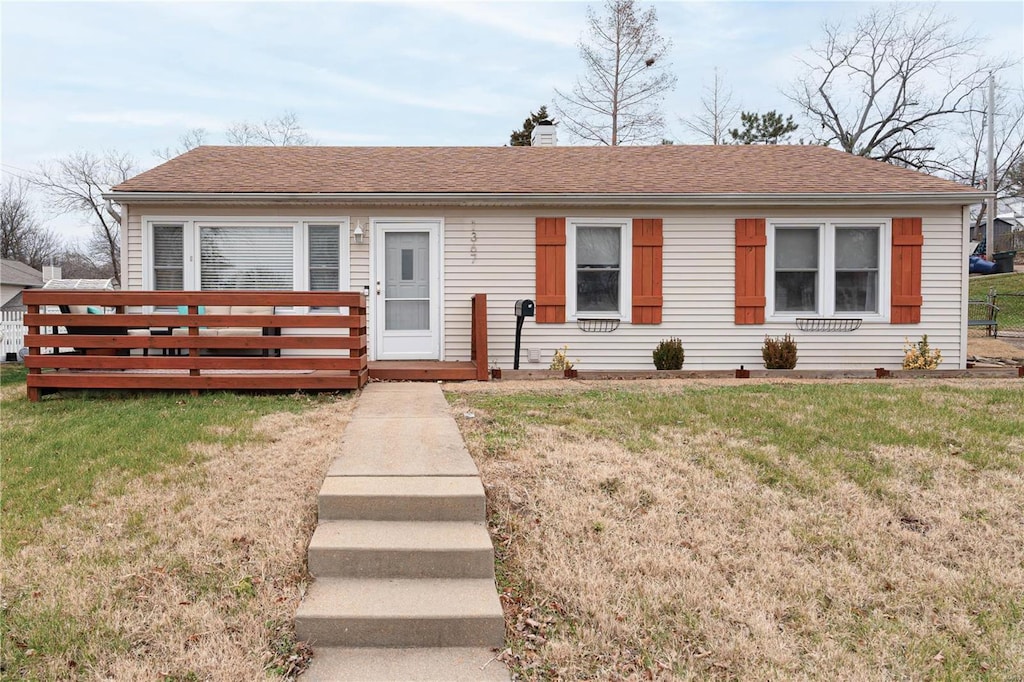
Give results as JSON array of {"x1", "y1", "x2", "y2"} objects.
[{"x1": 112, "y1": 145, "x2": 977, "y2": 196}]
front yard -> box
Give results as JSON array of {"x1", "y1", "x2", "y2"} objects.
[
  {"x1": 449, "y1": 380, "x2": 1024, "y2": 681},
  {"x1": 1, "y1": 366, "x2": 353, "y2": 680}
]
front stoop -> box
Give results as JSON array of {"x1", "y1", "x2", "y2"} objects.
[{"x1": 295, "y1": 383, "x2": 508, "y2": 681}]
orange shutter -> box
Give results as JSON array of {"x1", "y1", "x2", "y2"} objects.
[
  {"x1": 632, "y1": 218, "x2": 663, "y2": 324},
  {"x1": 891, "y1": 217, "x2": 923, "y2": 324},
  {"x1": 536, "y1": 217, "x2": 566, "y2": 323},
  {"x1": 735, "y1": 218, "x2": 767, "y2": 324}
]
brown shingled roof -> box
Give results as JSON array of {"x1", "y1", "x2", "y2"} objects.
[{"x1": 113, "y1": 145, "x2": 977, "y2": 196}]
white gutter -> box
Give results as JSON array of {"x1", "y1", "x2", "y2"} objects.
[{"x1": 103, "y1": 190, "x2": 990, "y2": 207}]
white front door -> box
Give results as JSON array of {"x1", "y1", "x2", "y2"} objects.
[{"x1": 372, "y1": 219, "x2": 442, "y2": 360}]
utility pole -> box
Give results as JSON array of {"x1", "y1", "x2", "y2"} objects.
[{"x1": 986, "y1": 72, "x2": 996, "y2": 260}]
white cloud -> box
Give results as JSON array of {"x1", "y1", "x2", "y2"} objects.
[
  {"x1": 295, "y1": 64, "x2": 519, "y2": 116},
  {"x1": 422, "y1": 2, "x2": 583, "y2": 48},
  {"x1": 66, "y1": 111, "x2": 225, "y2": 129}
]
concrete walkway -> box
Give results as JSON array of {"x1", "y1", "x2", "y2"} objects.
[{"x1": 296, "y1": 383, "x2": 509, "y2": 681}]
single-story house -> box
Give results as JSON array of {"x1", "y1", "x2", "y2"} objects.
[
  {"x1": 1, "y1": 259, "x2": 44, "y2": 311},
  {"x1": 104, "y1": 139, "x2": 985, "y2": 371}
]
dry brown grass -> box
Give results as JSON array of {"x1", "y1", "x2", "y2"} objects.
[
  {"x1": 448, "y1": 379, "x2": 1024, "y2": 681},
  {"x1": 2, "y1": 398, "x2": 353, "y2": 680},
  {"x1": 968, "y1": 336, "x2": 1024, "y2": 360}
]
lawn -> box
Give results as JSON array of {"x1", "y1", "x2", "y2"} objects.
[
  {"x1": 449, "y1": 380, "x2": 1024, "y2": 681},
  {"x1": 1, "y1": 369, "x2": 354, "y2": 680}
]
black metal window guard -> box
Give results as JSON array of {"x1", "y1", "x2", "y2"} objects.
[{"x1": 795, "y1": 318, "x2": 863, "y2": 333}]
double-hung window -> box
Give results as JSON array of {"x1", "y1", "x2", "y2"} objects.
[
  {"x1": 151, "y1": 224, "x2": 184, "y2": 290},
  {"x1": 767, "y1": 220, "x2": 888, "y2": 320},
  {"x1": 566, "y1": 218, "x2": 632, "y2": 320}
]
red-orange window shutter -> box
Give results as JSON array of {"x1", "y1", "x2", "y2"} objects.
[
  {"x1": 536, "y1": 217, "x2": 566, "y2": 323},
  {"x1": 891, "y1": 217, "x2": 924, "y2": 324},
  {"x1": 632, "y1": 218, "x2": 663, "y2": 324},
  {"x1": 735, "y1": 218, "x2": 767, "y2": 324}
]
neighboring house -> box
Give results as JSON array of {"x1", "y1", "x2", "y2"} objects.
[
  {"x1": 1, "y1": 259, "x2": 44, "y2": 311},
  {"x1": 970, "y1": 216, "x2": 1022, "y2": 252},
  {"x1": 105, "y1": 138, "x2": 984, "y2": 370}
]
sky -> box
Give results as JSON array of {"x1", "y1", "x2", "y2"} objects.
[{"x1": 2, "y1": 0, "x2": 1022, "y2": 244}]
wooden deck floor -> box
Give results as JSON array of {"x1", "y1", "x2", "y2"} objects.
[{"x1": 368, "y1": 361, "x2": 481, "y2": 382}]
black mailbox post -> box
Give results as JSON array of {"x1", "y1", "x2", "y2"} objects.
[{"x1": 513, "y1": 299, "x2": 535, "y2": 369}]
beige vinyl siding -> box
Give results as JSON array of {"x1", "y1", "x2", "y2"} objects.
[
  {"x1": 125, "y1": 204, "x2": 144, "y2": 291},
  {"x1": 124, "y1": 202, "x2": 969, "y2": 370},
  {"x1": 442, "y1": 205, "x2": 966, "y2": 370}
]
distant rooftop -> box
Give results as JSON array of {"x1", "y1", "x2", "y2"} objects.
[{"x1": 1, "y1": 259, "x2": 44, "y2": 287}]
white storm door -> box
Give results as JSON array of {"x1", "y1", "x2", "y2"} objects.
[{"x1": 373, "y1": 220, "x2": 441, "y2": 359}]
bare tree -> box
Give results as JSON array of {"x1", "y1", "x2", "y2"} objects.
[
  {"x1": 681, "y1": 67, "x2": 739, "y2": 144},
  {"x1": 32, "y1": 151, "x2": 137, "y2": 285},
  {"x1": 154, "y1": 128, "x2": 208, "y2": 161},
  {"x1": 56, "y1": 244, "x2": 112, "y2": 279},
  {"x1": 554, "y1": 0, "x2": 676, "y2": 145},
  {"x1": 226, "y1": 111, "x2": 313, "y2": 145},
  {"x1": 1, "y1": 177, "x2": 63, "y2": 270},
  {"x1": 942, "y1": 82, "x2": 1024, "y2": 232},
  {"x1": 787, "y1": 4, "x2": 1012, "y2": 169}
]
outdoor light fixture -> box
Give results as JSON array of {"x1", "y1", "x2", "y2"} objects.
[{"x1": 353, "y1": 222, "x2": 364, "y2": 244}]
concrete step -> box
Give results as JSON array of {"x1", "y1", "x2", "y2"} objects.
[
  {"x1": 308, "y1": 520, "x2": 496, "y2": 579},
  {"x1": 318, "y1": 476, "x2": 485, "y2": 522},
  {"x1": 301, "y1": 647, "x2": 509, "y2": 681},
  {"x1": 329, "y1": 418, "x2": 481, "y2": 477},
  {"x1": 295, "y1": 578, "x2": 506, "y2": 648}
]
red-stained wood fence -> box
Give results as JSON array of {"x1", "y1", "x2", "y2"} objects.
[{"x1": 22, "y1": 290, "x2": 368, "y2": 401}]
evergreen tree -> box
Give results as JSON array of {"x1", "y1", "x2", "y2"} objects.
[
  {"x1": 728, "y1": 111, "x2": 799, "y2": 145},
  {"x1": 510, "y1": 106, "x2": 554, "y2": 146}
]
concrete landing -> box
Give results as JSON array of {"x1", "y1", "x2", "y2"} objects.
[{"x1": 297, "y1": 382, "x2": 508, "y2": 680}]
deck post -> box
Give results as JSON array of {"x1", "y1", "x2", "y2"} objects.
[
  {"x1": 26, "y1": 302, "x2": 40, "y2": 402},
  {"x1": 471, "y1": 294, "x2": 489, "y2": 381},
  {"x1": 188, "y1": 304, "x2": 200, "y2": 396}
]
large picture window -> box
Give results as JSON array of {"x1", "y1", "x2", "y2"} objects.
[
  {"x1": 200, "y1": 225, "x2": 293, "y2": 290},
  {"x1": 767, "y1": 220, "x2": 887, "y2": 319},
  {"x1": 146, "y1": 218, "x2": 348, "y2": 292},
  {"x1": 566, "y1": 218, "x2": 632, "y2": 320}
]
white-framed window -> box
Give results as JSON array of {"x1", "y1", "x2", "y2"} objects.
[
  {"x1": 766, "y1": 219, "x2": 889, "y2": 320},
  {"x1": 566, "y1": 218, "x2": 632, "y2": 320},
  {"x1": 144, "y1": 217, "x2": 350, "y2": 293},
  {"x1": 151, "y1": 223, "x2": 184, "y2": 290}
]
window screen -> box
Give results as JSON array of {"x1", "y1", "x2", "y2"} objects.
[
  {"x1": 835, "y1": 227, "x2": 879, "y2": 312},
  {"x1": 576, "y1": 226, "x2": 621, "y2": 313},
  {"x1": 152, "y1": 224, "x2": 184, "y2": 290},
  {"x1": 308, "y1": 224, "x2": 340, "y2": 291},
  {"x1": 774, "y1": 228, "x2": 818, "y2": 313}
]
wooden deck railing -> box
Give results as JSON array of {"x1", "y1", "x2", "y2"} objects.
[{"x1": 22, "y1": 290, "x2": 368, "y2": 401}]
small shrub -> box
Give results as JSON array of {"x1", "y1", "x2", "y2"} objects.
[
  {"x1": 549, "y1": 345, "x2": 575, "y2": 371},
  {"x1": 903, "y1": 335, "x2": 942, "y2": 369},
  {"x1": 762, "y1": 334, "x2": 798, "y2": 369},
  {"x1": 652, "y1": 337, "x2": 685, "y2": 370}
]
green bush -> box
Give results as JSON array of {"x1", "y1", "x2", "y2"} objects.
[
  {"x1": 762, "y1": 334, "x2": 798, "y2": 369},
  {"x1": 653, "y1": 338, "x2": 685, "y2": 370}
]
